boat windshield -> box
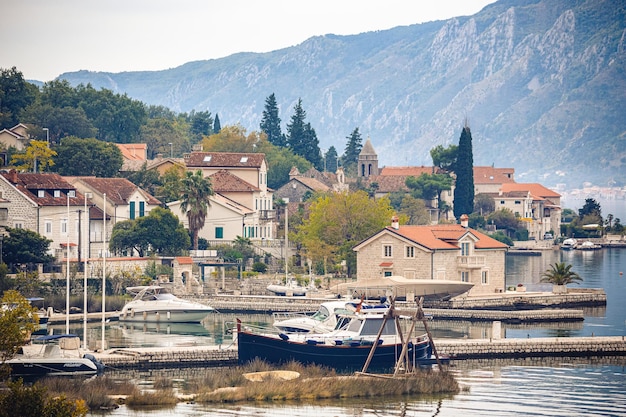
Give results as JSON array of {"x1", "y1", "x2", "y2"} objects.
[
  {"x1": 153, "y1": 293, "x2": 176, "y2": 301},
  {"x1": 360, "y1": 317, "x2": 396, "y2": 336},
  {"x1": 311, "y1": 306, "x2": 331, "y2": 321}
]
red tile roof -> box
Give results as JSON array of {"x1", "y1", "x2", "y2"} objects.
[
  {"x1": 185, "y1": 152, "x2": 265, "y2": 168},
  {"x1": 501, "y1": 183, "x2": 561, "y2": 199},
  {"x1": 77, "y1": 177, "x2": 161, "y2": 205},
  {"x1": 473, "y1": 166, "x2": 516, "y2": 184},
  {"x1": 1, "y1": 172, "x2": 89, "y2": 207},
  {"x1": 209, "y1": 170, "x2": 259, "y2": 192},
  {"x1": 374, "y1": 224, "x2": 509, "y2": 250}
]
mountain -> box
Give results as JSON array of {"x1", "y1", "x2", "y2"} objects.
[{"x1": 58, "y1": 0, "x2": 626, "y2": 188}]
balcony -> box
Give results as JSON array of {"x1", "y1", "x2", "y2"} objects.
[
  {"x1": 457, "y1": 255, "x2": 485, "y2": 269},
  {"x1": 258, "y1": 210, "x2": 276, "y2": 221}
]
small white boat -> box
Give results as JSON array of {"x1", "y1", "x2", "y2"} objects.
[
  {"x1": 333, "y1": 275, "x2": 474, "y2": 301},
  {"x1": 576, "y1": 241, "x2": 602, "y2": 250},
  {"x1": 272, "y1": 300, "x2": 388, "y2": 333},
  {"x1": 561, "y1": 238, "x2": 577, "y2": 250},
  {"x1": 6, "y1": 334, "x2": 104, "y2": 377},
  {"x1": 119, "y1": 286, "x2": 215, "y2": 323},
  {"x1": 266, "y1": 278, "x2": 311, "y2": 296}
]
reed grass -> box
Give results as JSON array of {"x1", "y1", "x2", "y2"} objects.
[
  {"x1": 38, "y1": 376, "x2": 136, "y2": 410},
  {"x1": 125, "y1": 389, "x2": 178, "y2": 408}
]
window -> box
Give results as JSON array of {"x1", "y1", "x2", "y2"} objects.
[
  {"x1": 45, "y1": 220, "x2": 52, "y2": 235},
  {"x1": 215, "y1": 227, "x2": 224, "y2": 239},
  {"x1": 240, "y1": 156, "x2": 248, "y2": 163},
  {"x1": 405, "y1": 246, "x2": 414, "y2": 258},
  {"x1": 500, "y1": 200, "x2": 505, "y2": 205},
  {"x1": 461, "y1": 271, "x2": 469, "y2": 282},
  {"x1": 61, "y1": 219, "x2": 68, "y2": 234},
  {"x1": 461, "y1": 242, "x2": 470, "y2": 256},
  {"x1": 38, "y1": 190, "x2": 45, "y2": 198},
  {"x1": 129, "y1": 201, "x2": 135, "y2": 220},
  {"x1": 54, "y1": 190, "x2": 60, "y2": 198},
  {"x1": 14, "y1": 222, "x2": 23, "y2": 229},
  {"x1": 481, "y1": 270, "x2": 489, "y2": 284},
  {"x1": 68, "y1": 190, "x2": 75, "y2": 197},
  {"x1": 139, "y1": 201, "x2": 145, "y2": 217},
  {"x1": 383, "y1": 245, "x2": 392, "y2": 257},
  {"x1": 203, "y1": 155, "x2": 212, "y2": 162},
  {"x1": 514, "y1": 200, "x2": 521, "y2": 205},
  {"x1": 384, "y1": 271, "x2": 392, "y2": 277}
]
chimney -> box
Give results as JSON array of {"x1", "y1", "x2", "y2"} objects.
[
  {"x1": 7, "y1": 169, "x2": 18, "y2": 184},
  {"x1": 460, "y1": 214, "x2": 469, "y2": 228},
  {"x1": 391, "y1": 215, "x2": 399, "y2": 230}
]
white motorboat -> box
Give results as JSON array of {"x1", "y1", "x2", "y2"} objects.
[
  {"x1": 272, "y1": 299, "x2": 389, "y2": 333},
  {"x1": 6, "y1": 334, "x2": 104, "y2": 377},
  {"x1": 561, "y1": 238, "x2": 577, "y2": 250},
  {"x1": 266, "y1": 278, "x2": 311, "y2": 296},
  {"x1": 119, "y1": 286, "x2": 215, "y2": 323},
  {"x1": 333, "y1": 275, "x2": 474, "y2": 301}
]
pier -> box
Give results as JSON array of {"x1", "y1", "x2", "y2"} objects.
[{"x1": 93, "y1": 336, "x2": 626, "y2": 370}]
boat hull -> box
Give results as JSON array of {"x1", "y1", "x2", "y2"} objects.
[
  {"x1": 7, "y1": 356, "x2": 102, "y2": 377},
  {"x1": 119, "y1": 308, "x2": 213, "y2": 323},
  {"x1": 237, "y1": 329, "x2": 431, "y2": 370},
  {"x1": 334, "y1": 277, "x2": 474, "y2": 301}
]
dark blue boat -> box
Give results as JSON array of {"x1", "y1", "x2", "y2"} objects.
[{"x1": 237, "y1": 308, "x2": 432, "y2": 371}]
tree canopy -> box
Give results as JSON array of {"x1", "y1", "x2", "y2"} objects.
[
  {"x1": 286, "y1": 99, "x2": 322, "y2": 169},
  {"x1": 180, "y1": 170, "x2": 214, "y2": 250},
  {"x1": 109, "y1": 207, "x2": 190, "y2": 257},
  {"x1": 342, "y1": 127, "x2": 363, "y2": 175},
  {"x1": 53, "y1": 136, "x2": 123, "y2": 177},
  {"x1": 453, "y1": 124, "x2": 475, "y2": 220},
  {"x1": 10, "y1": 140, "x2": 56, "y2": 172},
  {"x1": 541, "y1": 262, "x2": 582, "y2": 286},
  {"x1": 260, "y1": 93, "x2": 285, "y2": 147},
  {"x1": 1, "y1": 227, "x2": 54, "y2": 266},
  {"x1": 0, "y1": 290, "x2": 38, "y2": 370},
  {"x1": 295, "y1": 190, "x2": 395, "y2": 276},
  {"x1": 0, "y1": 67, "x2": 38, "y2": 129}
]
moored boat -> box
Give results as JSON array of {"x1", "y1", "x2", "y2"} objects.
[
  {"x1": 238, "y1": 304, "x2": 432, "y2": 371},
  {"x1": 272, "y1": 299, "x2": 388, "y2": 333},
  {"x1": 119, "y1": 286, "x2": 215, "y2": 323},
  {"x1": 332, "y1": 275, "x2": 474, "y2": 301},
  {"x1": 6, "y1": 334, "x2": 104, "y2": 378},
  {"x1": 576, "y1": 241, "x2": 602, "y2": 250},
  {"x1": 561, "y1": 238, "x2": 577, "y2": 250}
]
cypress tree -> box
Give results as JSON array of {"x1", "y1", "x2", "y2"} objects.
[
  {"x1": 213, "y1": 113, "x2": 221, "y2": 133},
  {"x1": 325, "y1": 146, "x2": 338, "y2": 172},
  {"x1": 342, "y1": 127, "x2": 363, "y2": 169},
  {"x1": 453, "y1": 122, "x2": 475, "y2": 221},
  {"x1": 260, "y1": 93, "x2": 286, "y2": 147}
]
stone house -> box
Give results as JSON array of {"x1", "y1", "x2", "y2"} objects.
[
  {"x1": 274, "y1": 166, "x2": 330, "y2": 202},
  {"x1": 0, "y1": 170, "x2": 90, "y2": 261},
  {"x1": 353, "y1": 216, "x2": 509, "y2": 296}
]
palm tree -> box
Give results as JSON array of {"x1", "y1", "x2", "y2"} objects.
[
  {"x1": 180, "y1": 170, "x2": 213, "y2": 251},
  {"x1": 540, "y1": 262, "x2": 582, "y2": 286}
]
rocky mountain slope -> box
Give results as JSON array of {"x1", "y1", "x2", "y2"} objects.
[{"x1": 59, "y1": 0, "x2": 626, "y2": 187}]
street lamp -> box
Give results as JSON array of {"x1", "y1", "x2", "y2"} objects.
[
  {"x1": 168, "y1": 142, "x2": 173, "y2": 158},
  {"x1": 43, "y1": 128, "x2": 49, "y2": 147}
]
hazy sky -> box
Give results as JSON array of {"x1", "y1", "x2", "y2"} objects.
[{"x1": 2, "y1": 0, "x2": 496, "y2": 82}]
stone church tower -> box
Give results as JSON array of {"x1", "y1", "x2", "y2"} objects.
[{"x1": 358, "y1": 138, "x2": 379, "y2": 178}]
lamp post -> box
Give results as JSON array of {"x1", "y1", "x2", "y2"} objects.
[
  {"x1": 66, "y1": 191, "x2": 71, "y2": 334},
  {"x1": 0, "y1": 234, "x2": 3, "y2": 264},
  {"x1": 168, "y1": 142, "x2": 173, "y2": 158},
  {"x1": 43, "y1": 128, "x2": 49, "y2": 147}
]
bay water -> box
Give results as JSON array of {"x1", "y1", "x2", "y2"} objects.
[{"x1": 69, "y1": 248, "x2": 626, "y2": 416}]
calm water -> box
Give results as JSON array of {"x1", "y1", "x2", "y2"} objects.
[{"x1": 78, "y1": 248, "x2": 626, "y2": 416}]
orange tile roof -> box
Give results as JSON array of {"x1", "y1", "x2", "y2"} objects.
[
  {"x1": 381, "y1": 224, "x2": 509, "y2": 250},
  {"x1": 209, "y1": 170, "x2": 258, "y2": 192},
  {"x1": 501, "y1": 183, "x2": 561, "y2": 199},
  {"x1": 185, "y1": 152, "x2": 265, "y2": 168},
  {"x1": 473, "y1": 166, "x2": 516, "y2": 184},
  {"x1": 379, "y1": 166, "x2": 437, "y2": 176},
  {"x1": 116, "y1": 143, "x2": 147, "y2": 161}
]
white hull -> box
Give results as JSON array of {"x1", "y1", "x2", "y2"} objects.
[
  {"x1": 119, "y1": 286, "x2": 214, "y2": 323},
  {"x1": 333, "y1": 276, "x2": 474, "y2": 300}
]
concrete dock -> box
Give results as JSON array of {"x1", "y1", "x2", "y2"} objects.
[{"x1": 93, "y1": 335, "x2": 626, "y2": 370}]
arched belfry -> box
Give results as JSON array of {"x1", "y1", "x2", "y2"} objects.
[{"x1": 358, "y1": 137, "x2": 379, "y2": 178}]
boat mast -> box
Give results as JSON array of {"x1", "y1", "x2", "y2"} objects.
[{"x1": 101, "y1": 193, "x2": 106, "y2": 352}]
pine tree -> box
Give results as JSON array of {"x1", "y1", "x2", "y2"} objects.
[
  {"x1": 453, "y1": 122, "x2": 475, "y2": 221},
  {"x1": 213, "y1": 113, "x2": 221, "y2": 133},
  {"x1": 342, "y1": 127, "x2": 363, "y2": 172},
  {"x1": 325, "y1": 146, "x2": 338, "y2": 172},
  {"x1": 286, "y1": 98, "x2": 321, "y2": 168},
  {"x1": 260, "y1": 93, "x2": 286, "y2": 147}
]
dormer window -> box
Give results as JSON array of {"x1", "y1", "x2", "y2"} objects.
[
  {"x1": 68, "y1": 190, "x2": 76, "y2": 197},
  {"x1": 240, "y1": 156, "x2": 248, "y2": 163},
  {"x1": 203, "y1": 155, "x2": 212, "y2": 162},
  {"x1": 54, "y1": 190, "x2": 60, "y2": 198},
  {"x1": 38, "y1": 190, "x2": 45, "y2": 198}
]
